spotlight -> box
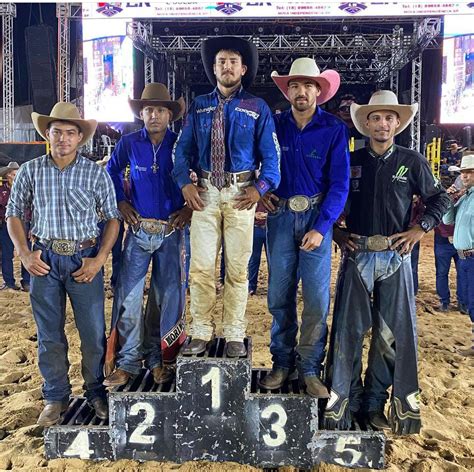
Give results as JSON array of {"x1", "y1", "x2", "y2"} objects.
[{"x1": 214, "y1": 27, "x2": 220, "y2": 33}]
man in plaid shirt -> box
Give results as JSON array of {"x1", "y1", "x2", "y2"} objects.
[{"x1": 6, "y1": 102, "x2": 120, "y2": 426}]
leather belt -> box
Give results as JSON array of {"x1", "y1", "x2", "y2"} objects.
[
  {"x1": 199, "y1": 170, "x2": 255, "y2": 187},
  {"x1": 34, "y1": 237, "x2": 96, "y2": 256},
  {"x1": 354, "y1": 234, "x2": 392, "y2": 252},
  {"x1": 134, "y1": 218, "x2": 173, "y2": 236},
  {"x1": 278, "y1": 194, "x2": 324, "y2": 213},
  {"x1": 457, "y1": 248, "x2": 474, "y2": 259}
]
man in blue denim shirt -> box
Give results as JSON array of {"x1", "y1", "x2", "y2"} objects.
[
  {"x1": 104, "y1": 83, "x2": 191, "y2": 387},
  {"x1": 259, "y1": 58, "x2": 349, "y2": 398},
  {"x1": 173, "y1": 37, "x2": 280, "y2": 357},
  {"x1": 324, "y1": 91, "x2": 450, "y2": 435}
]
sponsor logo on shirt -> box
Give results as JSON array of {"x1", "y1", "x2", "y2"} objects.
[
  {"x1": 392, "y1": 165, "x2": 409, "y2": 183},
  {"x1": 235, "y1": 107, "x2": 259, "y2": 120},
  {"x1": 135, "y1": 165, "x2": 147, "y2": 172},
  {"x1": 351, "y1": 179, "x2": 360, "y2": 192},
  {"x1": 350, "y1": 166, "x2": 362, "y2": 178},
  {"x1": 307, "y1": 149, "x2": 322, "y2": 160},
  {"x1": 196, "y1": 106, "x2": 216, "y2": 114}
]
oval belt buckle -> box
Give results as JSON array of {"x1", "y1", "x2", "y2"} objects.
[
  {"x1": 288, "y1": 195, "x2": 310, "y2": 212},
  {"x1": 367, "y1": 235, "x2": 389, "y2": 251}
]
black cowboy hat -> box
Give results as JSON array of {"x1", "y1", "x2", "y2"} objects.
[{"x1": 201, "y1": 36, "x2": 258, "y2": 89}]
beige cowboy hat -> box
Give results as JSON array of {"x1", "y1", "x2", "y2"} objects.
[
  {"x1": 128, "y1": 83, "x2": 185, "y2": 122},
  {"x1": 0, "y1": 161, "x2": 19, "y2": 177},
  {"x1": 31, "y1": 102, "x2": 97, "y2": 147},
  {"x1": 350, "y1": 90, "x2": 418, "y2": 137},
  {"x1": 460, "y1": 154, "x2": 474, "y2": 171},
  {"x1": 271, "y1": 58, "x2": 341, "y2": 105}
]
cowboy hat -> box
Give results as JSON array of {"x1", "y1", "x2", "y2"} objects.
[
  {"x1": 31, "y1": 102, "x2": 97, "y2": 147},
  {"x1": 271, "y1": 58, "x2": 341, "y2": 105},
  {"x1": 201, "y1": 36, "x2": 258, "y2": 89},
  {"x1": 0, "y1": 161, "x2": 19, "y2": 177},
  {"x1": 460, "y1": 154, "x2": 474, "y2": 171},
  {"x1": 350, "y1": 90, "x2": 418, "y2": 137},
  {"x1": 128, "y1": 83, "x2": 185, "y2": 122}
]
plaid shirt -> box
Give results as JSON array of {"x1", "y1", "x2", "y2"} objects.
[{"x1": 6, "y1": 154, "x2": 120, "y2": 241}]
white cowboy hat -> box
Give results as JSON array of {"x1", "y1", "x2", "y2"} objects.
[
  {"x1": 0, "y1": 161, "x2": 19, "y2": 177},
  {"x1": 460, "y1": 154, "x2": 474, "y2": 171},
  {"x1": 271, "y1": 58, "x2": 340, "y2": 105},
  {"x1": 32, "y1": 102, "x2": 97, "y2": 147},
  {"x1": 350, "y1": 90, "x2": 418, "y2": 137}
]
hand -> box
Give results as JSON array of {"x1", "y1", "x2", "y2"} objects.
[
  {"x1": 72, "y1": 257, "x2": 104, "y2": 283},
  {"x1": 255, "y1": 212, "x2": 267, "y2": 221},
  {"x1": 333, "y1": 227, "x2": 360, "y2": 252},
  {"x1": 169, "y1": 206, "x2": 193, "y2": 229},
  {"x1": 182, "y1": 184, "x2": 207, "y2": 211},
  {"x1": 389, "y1": 225, "x2": 425, "y2": 255},
  {"x1": 300, "y1": 230, "x2": 324, "y2": 252},
  {"x1": 118, "y1": 201, "x2": 140, "y2": 226},
  {"x1": 20, "y1": 249, "x2": 50, "y2": 277},
  {"x1": 261, "y1": 192, "x2": 280, "y2": 212},
  {"x1": 233, "y1": 185, "x2": 260, "y2": 210}
]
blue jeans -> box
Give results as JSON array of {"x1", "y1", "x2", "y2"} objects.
[
  {"x1": 30, "y1": 243, "x2": 106, "y2": 402},
  {"x1": 267, "y1": 206, "x2": 332, "y2": 377},
  {"x1": 0, "y1": 222, "x2": 29, "y2": 286},
  {"x1": 458, "y1": 257, "x2": 474, "y2": 323},
  {"x1": 98, "y1": 220, "x2": 124, "y2": 289},
  {"x1": 248, "y1": 225, "x2": 267, "y2": 292},
  {"x1": 434, "y1": 234, "x2": 462, "y2": 305},
  {"x1": 112, "y1": 227, "x2": 185, "y2": 374}
]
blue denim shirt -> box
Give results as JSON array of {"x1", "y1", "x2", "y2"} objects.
[
  {"x1": 172, "y1": 87, "x2": 281, "y2": 196},
  {"x1": 443, "y1": 186, "x2": 474, "y2": 250},
  {"x1": 107, "y1": 128, "x2": 184, "y2": 220},
  {"x1": 273, "y1": 108, "x2": 350, "y2": 236}
]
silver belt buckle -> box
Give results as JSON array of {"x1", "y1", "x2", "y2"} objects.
[
  {"x1": 367, "y1": 235, "x2": 390, "y2": 251},
  {"x1": 51, "y1": 239, "x2": 76, "y2": 256},
  {"x1": 141, "y1": 221, "x2": 164, "y2": 235},
  {"x1": 288, "y1": 195, "x2": 310, "y2": 212}
]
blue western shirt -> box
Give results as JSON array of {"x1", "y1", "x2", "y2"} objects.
[
  {"x1": 443, "y1": 186, "x2": 474, "y2": 250},
  {"x1": 107, "y1": 127, "x2": 184, "y2": 220},
  {"x1": 273, "y1": 108, "x2": 350, "y2": 236},
  {"x1": 172, "y1": 87, "x2": 281, "y2": 195}
]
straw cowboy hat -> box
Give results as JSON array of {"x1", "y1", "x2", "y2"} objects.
[
  {"x1": 31, "y1": 102, "x2": 97, "y2": 147},
  {"x1": 460, "y1": 154, "x2": 474, "y2": 171},
  {"x1": 128, "y1": 83, "x2": 185, "y2": 121},
  {"x1": 201, "y1": 36, "x2": 259, "y2": 89},
  {"x1": 0, "y1": 161, "x2": 19, "y2": 177},
  {"x1": 350, "y1": 90, "x2": 418, "y2": 137},
  {"x1": 271, "y1": 58, "x2": 341, "y2": 105}
]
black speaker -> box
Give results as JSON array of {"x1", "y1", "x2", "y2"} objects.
[
  {"x1": 425, "y1": 124, "x2": 440, "y2": 142},
  {"x1": 25, "y1": 25, "x2": 57, "y2": 115},
  {"x1": 463, "y1": 126, "x2": 472, "y2": 149}
]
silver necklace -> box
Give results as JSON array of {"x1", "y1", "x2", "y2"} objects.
[{"x1": 151, "y1": 141, "x2": 163, "y2": 173}]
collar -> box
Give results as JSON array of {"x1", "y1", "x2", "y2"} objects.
[
  {"x1": 367, "y1": 144, "x2": 395, "y2": 161},
  {"x1": 286, "y1": 106, "x2": 323, "y2": 129},
  {"x1": 212, "y1": 85, "x2": 244, "y2": 101},
  {"x1": 140, "y1": 127, "x2": 171, "y2": 146},
  {"x1": 46, "y1": 153, "x2": 82, "y2": 170}
]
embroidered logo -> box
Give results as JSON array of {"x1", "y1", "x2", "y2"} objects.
[
  {"x1": 307, "y1": 149, "x2": 322, "y2": 160},
  {"x1": 406, "y1": 391, "x2": 421, "y2": 411},
  {"x1": 235, "y1": 107, "x2": 259, "y2": 120},
  {"x1": 351, "y1": 180, "x2": 360, "y2": 191},
  {"x1": 196, "y1": 106, "x2": 216, "y2": 114},
  {"x1": 392, "y1": 165, "x2": 409, "y2": 183},
  {"x1": 272, "y1": 131, "x2": 281, "y2": 168},
  {"x1": 350, "y1": 166, "x2": 362, "y2": 178}
]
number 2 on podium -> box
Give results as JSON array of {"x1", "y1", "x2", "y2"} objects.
[{"x1": 201, "y1": 366, "x2": 221, "y2": 410}]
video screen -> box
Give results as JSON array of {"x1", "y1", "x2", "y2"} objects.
[
  {"x1": 440, "y1": 15, "x2": 474, "y2": 124},
  {"x1": 82, "y1": 18, "x2": 134, "y2": 122}
]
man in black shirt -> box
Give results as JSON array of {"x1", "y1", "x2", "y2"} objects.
[{"x1": 324, "y1": 91, "x2": 450, "y2": 435}]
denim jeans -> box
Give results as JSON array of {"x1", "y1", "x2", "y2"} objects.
[
  {"x1": 458, "y1": 257, "x2": 474, "y2": 323},
  {"x1": 267, "y1": 205, "x2": 332, "y2": 377},
  {"x1": 30, "y1": 243, "x2": 106, "y2": 402},
  {"x1": 113, "y1": 227, "x2": 185, "y2": 374},
  {"x1": 248, "y1": 225, "x2": 267, "y2": 292},
  {"x1": 434, "y1": 234, "x2": 463, "y2": 306},
  {"x1": 0, "y1": 222, "x2": 29, "y2": 286},
  {"x1": 98, "y1": 220, "x2": 124, "y2": 289}
]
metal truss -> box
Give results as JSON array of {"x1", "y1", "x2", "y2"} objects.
[
  {"x1": 410, "y1": 53, "x2": 423, "y2": 152},
  {"x1": 142, "y1": 23, "x2": 154, "y2": 84},
  {"x1": 57, "y1": 3, "x2": 71, "y2": 102},
  {"x1": 1, "y1": 3, "x2": 16, "y2": 142}
]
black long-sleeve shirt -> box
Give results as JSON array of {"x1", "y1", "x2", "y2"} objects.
[{"x1": 345, "y1": 145, "x2": 450, "y2": 236}]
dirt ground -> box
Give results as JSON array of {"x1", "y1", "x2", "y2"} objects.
[{"x1": 0, "y1": 234, "x2": 472, "y2": 471}]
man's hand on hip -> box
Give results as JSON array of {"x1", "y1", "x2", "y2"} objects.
[
  {"x1": 300, "y1": 229, "x2": 324, "y2": 252},
  {"x1": 21, "y1": 249, "x2": 50, "y2": 277},
  {"x1": 170, "y1": 206, "x2": 193, "y2": 229},
  {"x1": 233, "y1": 185, "x2": 260, "y2": 210},
  {"x1": 72, "y1": 257, "x2": 104, "y2": 283},
  {"x1": 182, "y1": 184, "x2": 207, "y2": 211},
  {"x1": 118, "y1": 201, "x2": 140, "y2": 225},
  {"x1": 261, "y1": 192, "x2": 280, "y2": 212},
  {"x1": 389, "y1": 225, "x2": 425, "y2": 255}
]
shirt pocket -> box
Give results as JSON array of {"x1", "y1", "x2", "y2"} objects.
[
  {"x1": 235, "y1": 113, "x2": 256, "y2": 137},
  {"x1": 68, "y1": 187, "x2": 94, "y2": 213}
]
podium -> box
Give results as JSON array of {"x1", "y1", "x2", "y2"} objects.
[{"x1": 44, "y1": 338, "x2": 385, "y2": 469}]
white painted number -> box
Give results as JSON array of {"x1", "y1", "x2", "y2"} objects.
[
  {"x1": 129, "y1": 402, "x2": 156, "y2": 444},
  {"x1": 334, "y1": 437, "x2": 362, "y2": 466},
  {"x1": 261, "y1": 404, "x2": 287, "y2": 447},
  {"x1": 201, "y1": 367, "x2": 221, "y2": 410},
  {"x1": 64, "y1": 430, "x2": 93, "y2": 459}
]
